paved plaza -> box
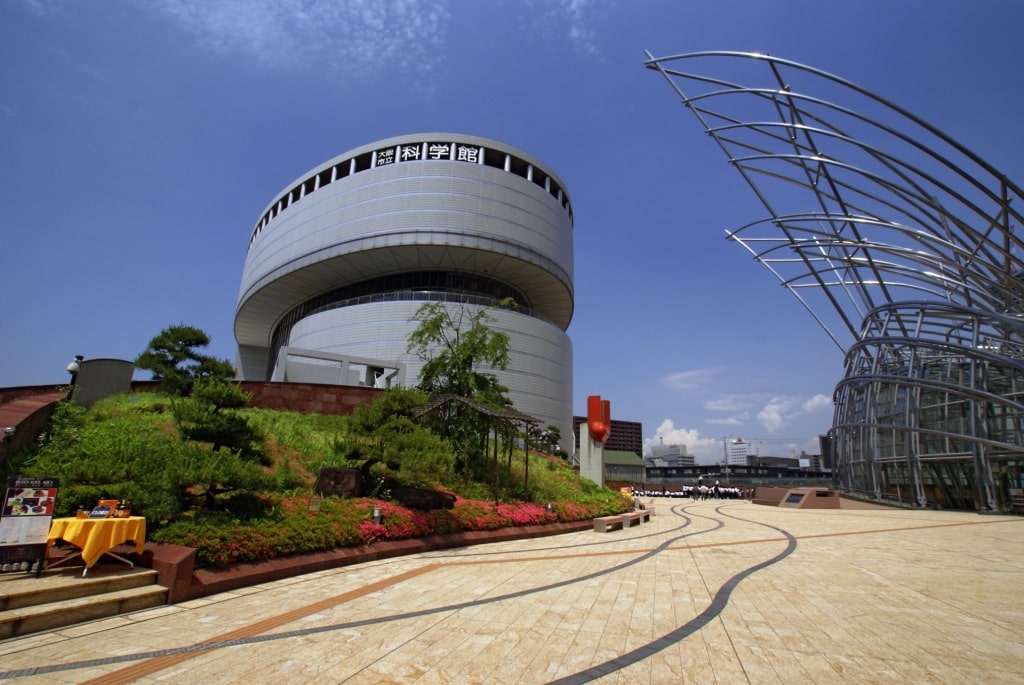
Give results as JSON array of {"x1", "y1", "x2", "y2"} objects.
[{"x1": 1, "y1": 498, "x2": 1021, "y2": 684}]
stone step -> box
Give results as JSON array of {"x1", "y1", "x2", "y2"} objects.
[
  {"x1": 0, "y1": 568, "x2": 167, "y2": 639},
  {"x1": 0, "y1": 567, "x2": 159, "y2": 610}
]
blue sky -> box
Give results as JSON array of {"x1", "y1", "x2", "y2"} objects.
[{"x1": 3, "y1": 1, "x2": 1022, "y2": 464}]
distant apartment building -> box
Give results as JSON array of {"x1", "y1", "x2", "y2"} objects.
[{"x1": 572, "y1": 417, "x2": 642, "y2": 457}]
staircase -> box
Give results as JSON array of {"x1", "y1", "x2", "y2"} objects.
[
  {"x1": 0, "y1": 560, "x2": 167, "y2": 640},
  {"x1": 1, "y1": 391, "x2": 170, "y2": 640}
]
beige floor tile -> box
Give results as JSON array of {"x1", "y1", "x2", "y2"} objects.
[{"x1": 2, "y1": 501, "x2": 1022, "y2": 684}]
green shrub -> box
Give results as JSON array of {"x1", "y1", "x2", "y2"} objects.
[
  {"x1": 22, "y1": 397, "x2": 275, "y2": 522},
  {"x1": 15, "y1": 391, "x2": 633, "y2": 567},
  {"x1": 150, "y1": 493, "x2": 623, "y2": 568},
  {"x1": 243, "y1": 409, "x2": 352, "y2": 473}
]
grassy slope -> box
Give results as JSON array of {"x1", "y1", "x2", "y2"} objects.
[{"x1": 24, "y1": 392, "x2": 630, "y2": 567}]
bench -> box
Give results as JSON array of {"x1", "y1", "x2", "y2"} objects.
[
  {"x1": 622, "y1": 511, "x2": 645, "y2": 527},
  {"x1": 594, "y1": 509, "x2": 651, "y2": 532},
  {"x1": 593, "y1": 515, "x2": 624, "y2": 533}
]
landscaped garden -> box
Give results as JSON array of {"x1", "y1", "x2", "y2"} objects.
[
  {"x1": 7, "y1": 389, "x2": 629, "y2": 569},
  {"x1": 4, "y1": 314, "x2": 631, "y2": 569}
]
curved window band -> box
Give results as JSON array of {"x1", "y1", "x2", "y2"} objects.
[{"x1": 268, "y1": 271, "x2": 533, "y2": 375}]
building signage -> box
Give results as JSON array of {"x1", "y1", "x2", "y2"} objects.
[{"x1": 375, "y1": 141, "x2": 482, "y2": 167}]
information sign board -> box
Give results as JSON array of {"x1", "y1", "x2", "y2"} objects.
[{"x1": 0, "y1": 477, "x2": 59, "y2": 571}]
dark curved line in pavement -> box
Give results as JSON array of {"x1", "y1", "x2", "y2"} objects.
[
  {"x1": 0, "y1": 505, "x2": 727, "y2": 680},
  {"x1": 425, "y1": 500, "x2": 700, "y2": 560},
  {"x1": 546, "y1": 504, "x2": 799, "y2": 685}
]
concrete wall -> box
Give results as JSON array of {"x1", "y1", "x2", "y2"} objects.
[{"x1": 70, "y1": 358, "x2": 135, "y2": 408}]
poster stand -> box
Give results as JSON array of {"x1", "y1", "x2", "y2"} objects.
[{"x1": 0, "y1": 477, "x2": 59, "y2": 577}]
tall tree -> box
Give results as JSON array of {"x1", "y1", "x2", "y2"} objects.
[
  {"x1": 407, "y1": 300, "x2": 515, "y2": 483},
  {"x1": 173, "y1": 378, "x2": 266, "y2": 464},
  {"x1": 135, "y1": 324, "x2": 235, "y2": 395},
  {"x1": 406, "y1": 300, "x2": 512, "y2": 406}
]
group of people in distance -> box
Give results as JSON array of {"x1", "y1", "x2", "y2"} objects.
[{"x1": 631, "y1": 483, "x2": 750, "y2": 501}]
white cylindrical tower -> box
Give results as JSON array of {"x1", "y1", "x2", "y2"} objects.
[{"x1": 235, "y1": 133, "x2": 575, "y2": 446}]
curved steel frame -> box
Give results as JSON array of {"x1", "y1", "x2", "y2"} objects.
[{"x1": 645, "y1": 50, "x2": 1024, "y2": 511}]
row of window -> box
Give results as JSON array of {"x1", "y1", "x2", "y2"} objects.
[
  {"x1": 267, "y1": 270, "x2": 538, "y2": 377},
  {"x1": 248, "y1": 141, "x2": 573, "y2": 248}
]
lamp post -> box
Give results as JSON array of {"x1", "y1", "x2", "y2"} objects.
[
  {"x1": 66, "y1": 356, "x2": 83, "y2": 384},
  {"x1": 524, "y1": 425, "x2": 535, "y2": 500},
  {"x1": 65, "y1": 355, "x2": 84, "y2": 399}
]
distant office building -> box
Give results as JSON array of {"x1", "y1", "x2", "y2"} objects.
[
  {"x1": 724, "y1": 438, "x2": 753, "y2": 466},
  {"x1": 235, "y1": 133, "x2": 575, "y2": 451},
  {"x1": 648, "y1": 443, "x2": 695, "y2": 467},
  {"x1": 572, "y1": 417, "x2": 642, "y2": 457},
  {"x1": 799, "y1": 451, "x2": 827, "y2": 472}
]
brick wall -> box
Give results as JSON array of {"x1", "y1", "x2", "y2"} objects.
[
  {"x1": 0, "y1": 385, "x2": 66, "y2": 405},
  {"x1": 0, "y1": 391, "x2": 67, "y2": 466},
  {"x1": 0, "y1": 381, "x2": 385, "y2": 468},
  {"x1": 4, "y1": 382, "x2": 386, "y2": 417},
  {"x1": 238, "y1": 381, "x2": 384, "y2": 415},
  {"x1": 130, "y1": 380, "x2": 384, "y2": 416}
]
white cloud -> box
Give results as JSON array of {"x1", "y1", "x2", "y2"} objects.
[
  {"x1": 526, "y1": 0, "x2": 606, "y2": 57},
  {"x1": 19, "y1": 0, "x2": 58, "y2": 16},
  {"x1": 656, "y1": 389, "x2": 831, "y2": 447},
  {"x1": 29, "y1": 0, "x2": 601, "y2": 90},
  {"x1": 560, "y1": 0, "x2": 600, "y2": 55},
  {"x1": 703, "y1": 394, "x2": 758, "y2": 427},
  {"x1": 704, "y1": 394, "x2": 756, "y2": 412},
  {"x1": 705, "y1": 415, "x2": 745, "y2": 426},
  {"x1": 643, "y1": 419, "x2": 721, "y2": 463},
  {"x1": 661, "y1": 367, "x2": 718, "y2": 391},
  {"x1": 757, "y1": 397, "x2": 792, "y2": 432},
  {"x1": 801, "y1": 393, "x2": 833, "y2": 413},
  {"x1": 756, "y1": 393, "x2": 833, "y2": 433},
  {"x1": 155, "y1": 0, "x2": 451, "y2": 81}
]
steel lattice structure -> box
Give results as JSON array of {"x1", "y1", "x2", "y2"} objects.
[{"x1": 645, "y1": 50, "x2": 1024, "y2": 512}]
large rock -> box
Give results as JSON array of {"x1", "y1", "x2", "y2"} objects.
[
  {"x1": 313, "y1": 467, "x2": 362, "y2": 498},
  {"x1": 389, "y1": 486, "x2": 456, "y2": 510}
]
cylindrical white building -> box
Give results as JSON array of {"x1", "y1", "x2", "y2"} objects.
[{"x1": 235, "y1": 133, "x2": 574, "y2": 445}]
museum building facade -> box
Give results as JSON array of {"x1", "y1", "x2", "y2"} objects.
[{"x1": 234, "y1": 133, "x2": 575, "y2": 448}]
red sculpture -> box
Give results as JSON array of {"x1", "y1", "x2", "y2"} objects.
[{"x1": 587, "y1": 395, "x2": 611, "y2": 444}]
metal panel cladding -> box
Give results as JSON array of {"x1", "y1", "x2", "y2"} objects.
[{"x1": 234, "y1": 133, "x2": 575, "y2": 440}]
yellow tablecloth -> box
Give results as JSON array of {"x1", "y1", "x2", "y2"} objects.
[{"x1": 47, "y1": 516, "x2": 146, "y2": 568}]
